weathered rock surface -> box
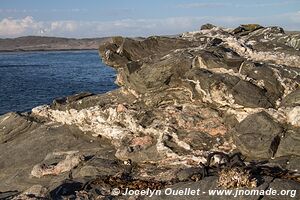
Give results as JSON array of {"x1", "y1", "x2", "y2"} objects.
[
  {"x1": 0, "y1": 24, "x2": 299, "y2": 199},
  {"x1": 233, "y1": 112, "x2": 283, "y2": 159},
  {"x1": 0, "y1": 112, "x2": 116, "y2": 192}
]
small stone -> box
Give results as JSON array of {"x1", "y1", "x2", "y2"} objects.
[{"x1": 116, "y1": 104, "x2": 127, "y2": 112}]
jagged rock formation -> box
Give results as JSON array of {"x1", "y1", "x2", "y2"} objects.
[{"x1": 0, "y1": 24, "x2": 300, "y2": 199}]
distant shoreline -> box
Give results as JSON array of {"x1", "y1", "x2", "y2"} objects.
[
  {"x1": 0, "y1": 48, "x2": 98, "y2": 53},
  {"x1": 0, "y1": 36, "x2": 111, "y2": 52}
]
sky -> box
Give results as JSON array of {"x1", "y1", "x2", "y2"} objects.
[{"x1": 0, "y1": 0, "x2": 300, "y2": 38}]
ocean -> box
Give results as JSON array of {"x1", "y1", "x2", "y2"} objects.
[{"x1": 0, "y1": 50, "x2": 118, "y2": 115}]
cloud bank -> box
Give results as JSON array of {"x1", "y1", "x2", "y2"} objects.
[
  {"x1": 0, "y1": 13, "x2": 300, "y2": 38},
  {"x1": 177, "y1": 1, "x2": 298, "y2": 8},
  {"x1": 0, "y1": 16, "x2": 39, "y2": 36}
]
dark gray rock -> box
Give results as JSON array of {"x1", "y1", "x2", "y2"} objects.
[
  {"x1": 72, "y1": 157, "x2": 124, "y2": 178},
  {"x1": 0, "y1": 191, "x2": 19, "y2": 199},
  {"x1": 233, "y1": 112, "x2": 283, "y2": 159},
  {"x1": 276, "y1": 128, "x2": 300, "y2": 157},
  {"x1": 262, "y1": 179, "x2": 300, "y2": 199},
  {"x1": 286, "y1": 156, "x2": 300, "y2": 171},
  {"x1": 197, "y1": 47, "x2": 244, "y2": 71},
  {"x1": 201, "y1": 23, "x2": 216, "y2": 30},
  {"x1": 0, "y1": 112, "x2": 39, "y2": 144},
  {"x1": 281, "y1": 89, "x2": 300, "y2": 107},
  {"x1": 239, "y1": 62, "x2": 284, "y2": 104},
  {"x1": 233, "y1": 24, "x2": 264, "y2": 36},
  {"x1": 176, "y1": 167, "x2": 205, "y2": 181},
  {"x1": 231, "y1": 79, "x2": 273, "y2": 108},
  {"x1": 51, "y1": 92, "x2": 94, "y2": 110}
]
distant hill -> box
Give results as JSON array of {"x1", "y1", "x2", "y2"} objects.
[{"x1": 0, "y1": 36, "x2": 111, "y2": 52}]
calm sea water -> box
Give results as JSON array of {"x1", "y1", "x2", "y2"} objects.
[{"x1": 0, "y1": 50, "x2": 118, "y2": 115}]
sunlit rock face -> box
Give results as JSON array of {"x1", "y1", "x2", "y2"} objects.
[
  {"x1": 1, "y1": 24, "x2": 300, "y2": 199},
  {"x1": 97, "y1": 24, "x2": 300, "y2": 160}
]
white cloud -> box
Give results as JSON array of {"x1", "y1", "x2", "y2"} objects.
[
  {"x1": 0, "y1": 16, "x2": 82, "y2": 37},
  {"x1": 282, "y1": 11, "x2": 300, "y2": 23},
  {"x1": 177, "y1": 1, "x2": 298, "y2": 9},
  {"x1": 271, "y1": 11, "x2": 300, "y2": 30},
  {"x1": 0, "y1": 9, "x2": 19, "y2": 13},
  {"x1": 0, "y1": 14, "x2": 299, "y2": 38},
  {"x1": 0, "y1": 16, "x2": 41, "y2": 36},
  {"x1": 50, "y1": 8, "x2": 87, "y2": 13},
  {"x1": 0, "y1": 8, "x2": 85, "y2": 14},
  {"x1": 50, "y1": 21, "x2": 78, "y2": 32},
  {"x1": 0, "y1": 16, "x2": 210, "y2": 38},
  {"x1": 177, "y1": 3, "x2": 227, "y2": 8},
  {"x1": 233, "y1": 1, "x2": 296, "y2": 8}
]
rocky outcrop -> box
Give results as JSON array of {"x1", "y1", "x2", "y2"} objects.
[{"x1": 0, "y1": 24, "x2": 300, "y2": 199}]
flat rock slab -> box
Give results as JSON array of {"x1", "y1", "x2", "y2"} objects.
[{"x1": 0, "y1": 112, "x2": 117, "y2": 192}]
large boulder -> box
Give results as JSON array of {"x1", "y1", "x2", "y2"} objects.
[
  {"x1": 232, "y1": 112, "x2": 283, "y2": 159},
  {"x1": 233, "y1": 24, "x2": 264, "y2": 36}
]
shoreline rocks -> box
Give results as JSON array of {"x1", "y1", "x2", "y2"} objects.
[{"x1": 0, "y1": 24, "x2": 300, "y2": 199}]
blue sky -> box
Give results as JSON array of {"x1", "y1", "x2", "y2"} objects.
[{"x1": 0, "y1": 0, "x2": 300, "y2": 38}]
